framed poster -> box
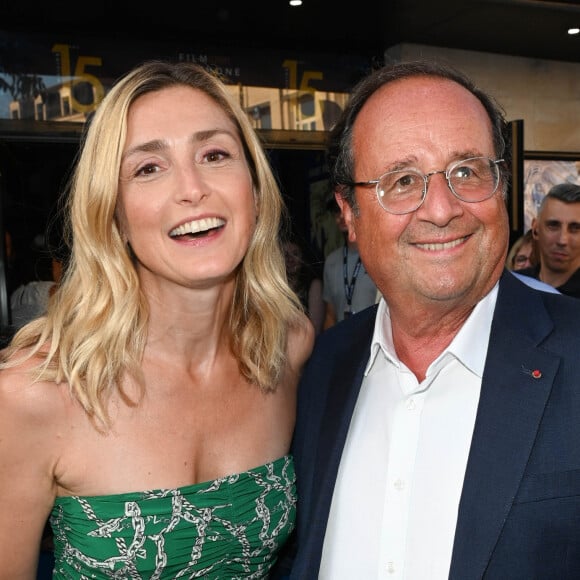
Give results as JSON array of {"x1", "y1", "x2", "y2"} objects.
[{"x1": 523, "y1": 155, "x2": 580, "y2": 233}]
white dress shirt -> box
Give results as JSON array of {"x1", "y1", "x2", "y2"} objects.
[{"x1": 319, "y1": 284, "x2": 499, "y2": 579}]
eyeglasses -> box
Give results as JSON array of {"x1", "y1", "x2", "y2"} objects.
[
  {"x1": 348, "y1": 156, "x2": 504, "y2": 215},
  {"x1": 514, "y1": 254, "x2": 531, "y2": 266}
]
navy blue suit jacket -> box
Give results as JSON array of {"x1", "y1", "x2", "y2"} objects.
[{"x1": 289, "y1": 271, "x2": 580, "y2": 579}]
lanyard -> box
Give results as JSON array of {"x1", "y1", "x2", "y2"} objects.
[{"x1": 343, "y1": 244, "x2": 362, "y2": 312}]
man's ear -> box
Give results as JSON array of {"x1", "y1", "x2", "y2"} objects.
[
  {"x1": 336, "y1": 193, "x2": 357, "y2": 242},
  {"x1": 531, "y1": 218, "x2": 539, "y2": 239}
]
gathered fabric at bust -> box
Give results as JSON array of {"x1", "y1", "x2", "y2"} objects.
[{"x1": 50, "y1": 455, "x2": 296, "y2": 579}]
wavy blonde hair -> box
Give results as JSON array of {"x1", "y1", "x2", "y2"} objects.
[{"x1": 2, "y1": 60, "x2": 303, "y2": 428}]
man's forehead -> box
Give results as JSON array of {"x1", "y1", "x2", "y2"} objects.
[
  {"x1": 351, "y1": 77, "x2": 494, "y2": 172},
  {"x1": 541, "y1": 198, "x2": 580, "y2": 223}
]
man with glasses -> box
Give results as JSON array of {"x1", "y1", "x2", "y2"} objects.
[{"x1": 288, "y1": 61, "x2": 580, "y2": 579}]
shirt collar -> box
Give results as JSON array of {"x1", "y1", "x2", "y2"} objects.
[{"x1": 366, "y1": 283, "x2": 499, "y2": 377}]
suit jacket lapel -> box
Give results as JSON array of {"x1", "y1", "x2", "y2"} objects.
[
  {"x1": 449, "y1": 274, "x2": 560, "y2": 579},
  {"x1": 310, "y1": 309, "x2": 376, "y2": 549}
]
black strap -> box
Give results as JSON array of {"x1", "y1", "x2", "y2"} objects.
[{"x1": 343, "y1": 244, "x2": 362, "y2": 312}]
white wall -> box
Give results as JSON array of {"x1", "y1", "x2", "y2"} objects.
[{"x1": 385, "y1": 44, "x2": 580, "y2": 154}]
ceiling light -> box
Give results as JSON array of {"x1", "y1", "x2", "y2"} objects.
[
  {"x1": 289, "y1": 0, "x2": 303, "y2": 6},
  {"x1": 568, "y1": 27, "x2": 580, "y2": 35}
]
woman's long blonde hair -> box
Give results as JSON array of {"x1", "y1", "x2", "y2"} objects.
[{"x1": 2, "y1": 60, "x2": 303, "y2": 428}]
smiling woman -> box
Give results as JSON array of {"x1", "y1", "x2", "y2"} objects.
[
  {"x1": 0, "y1": 60, "x2": 314, "y2": 578},
  {"x1": 116, "y1": 83, "x2": 259, "y2": 294}
]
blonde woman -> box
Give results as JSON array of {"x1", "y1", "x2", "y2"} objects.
[
  {"x1": 0, "y1": 61, "x2": 314, "y2": 578},
  {"x1": 506, "y1": 229, "x2": 536, "y2": 271}
]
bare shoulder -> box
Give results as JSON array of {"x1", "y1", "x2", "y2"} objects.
[
  {"x1": 0, "y1": 351, "x2": 67, "y2": 440},
  {"x1": 0, "y1": 349, "x2": 42, "y2": 399},
  {"x1": 287, "y1": 311, "x2": 315, "y2": 371},
  {"x1": 0, "y1": 351, "x2": 65, "y2": 573},
  {"x1": 0, "y1": 349, "x2": 68, "y2": 487}
]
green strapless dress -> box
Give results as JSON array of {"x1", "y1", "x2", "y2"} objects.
[{"x1": 49, "y1": 455, "x2": 296, "y2": 579}]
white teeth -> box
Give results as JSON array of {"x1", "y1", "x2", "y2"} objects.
[
  {"x1": 416, "y1": 237, "x2": 466, "y2": 251},
  {"x1": 170, "y1": 217, "x2": 225, "y2": 237}
]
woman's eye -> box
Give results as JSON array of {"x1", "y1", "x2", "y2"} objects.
[
  {"x1": 134, "y1": 163, "x2": 159, "y2": 177},
  {"x1": 204, "y1": 149, "x2": 230, "y2": 163}
]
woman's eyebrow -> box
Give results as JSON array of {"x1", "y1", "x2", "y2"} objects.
[
  {"x1": 190, "y1": 128, "x2": 236, "y2": 143},
  {"x1": 122, "y1": 138, "x2": 167, "y2": 161},
  {"x1": 122, "y1": 128, "x2": 238, "y2": 161}
]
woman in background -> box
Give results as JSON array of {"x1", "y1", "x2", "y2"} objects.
[
  {"x1": 0, "y1": 60, "x2": 313, "y2": 578},
  {"x1": 506, "y1": 229, "x2": 536, "y2": 271}
]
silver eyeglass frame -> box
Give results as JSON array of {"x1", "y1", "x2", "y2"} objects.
[{"x1": 347, "y1": 156, "x2": 505, "y2": 215}]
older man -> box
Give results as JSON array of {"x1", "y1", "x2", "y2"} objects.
[{"x1": 289, "y1": 61, "x2": 580, "y2": 579}]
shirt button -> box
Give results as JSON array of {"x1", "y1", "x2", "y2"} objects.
[
  {"x1": 406, "y1": 398, "x2": 416, "y2": 411},
  {"x1": 394, "y1": 478, "x2": 405, "y2": 491}
]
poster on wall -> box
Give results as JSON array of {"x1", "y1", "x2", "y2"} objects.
[{"x1": 523, "y1": 158, "x2": 580, "y2": 232}]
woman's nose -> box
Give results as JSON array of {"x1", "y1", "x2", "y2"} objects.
[{"x1": 174, "y1": 164, "x2": 208, "y2": 204}]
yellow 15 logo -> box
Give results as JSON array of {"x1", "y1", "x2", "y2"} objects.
[
  {"x1": 282, "y1": 59, "x2": 323, "y2": 92},
  {"x1": 52, "y1": 44, "x2": 104, "y2": 113}
]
